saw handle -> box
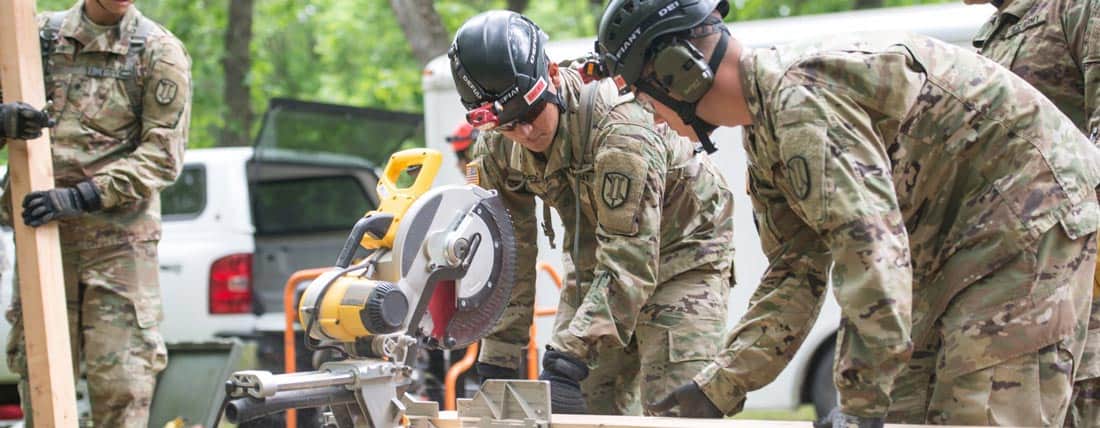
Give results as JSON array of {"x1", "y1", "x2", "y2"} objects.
[
  {"x1": 336, "y1": 214, "x2": 393, "y2": 268},
  {"x1": 361, "y1": 148, "x2": 443, "y2": 250}
]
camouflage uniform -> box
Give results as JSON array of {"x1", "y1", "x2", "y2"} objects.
[
  {"x1": 467, "y1": 67, "x2": 735, "y2": 415},
  {"x1": 0, "y1": 2, "x2": 190, "y2": 426},
  {"x1": 972, "y1": 1, "x2": 1100, "y2": 425},
  {"x1": 692, "y1": 33, "x2": 1100, "y2": 425}
]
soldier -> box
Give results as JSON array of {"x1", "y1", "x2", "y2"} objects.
[
  {"x1": 451, "y1": 11, "x2": 736, "y2": 416},
  {"x1": 966, "y1": 1, "x2": 1100, "y2": 425},
  {"x1": 0, "y1": 0, "x2": 191, "y2": 426},
  {"x1": 447, "y1": 122, "x2": 479, "y2": 172},
  {"x1": 597, "y1": 0, "x2": 1099, "y2": 426}
]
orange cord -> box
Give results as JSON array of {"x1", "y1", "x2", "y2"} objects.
[
  {"x1": 537, "y1": 262, "x2": 564, "y2": 290},
  {"x1": 443, "y1": 342, "x2": 479, "y2": 411},
  {"x1": 282, "y1": 267, "x2": 331, "y2": 428}
]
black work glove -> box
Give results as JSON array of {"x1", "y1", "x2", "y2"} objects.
[
  {"x1": 812, "y1": 407, "x2": 884, "y2": 428},
  {"x1": 0, "y1": 102, "x2": 53, "y2": 140},
  {"x1": 538, "y1": 348, "x2": 588, "y2": 414},
  {"x1": 22, "y1": 180, "x2": 103, "y2": 227},
  {"x1": 646, "y1": 381, "x2": 723, "y2": 418},
  {"x1": 476, "y1": 362, "x2": 519, "y2": 380}
]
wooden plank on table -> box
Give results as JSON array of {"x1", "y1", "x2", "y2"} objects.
[
  {"x1": 430, "y1": 411, "x2": 994, "y2": 428},
  {"x1": 0, "y1": 0, "x2": 78, "y2": 427}
]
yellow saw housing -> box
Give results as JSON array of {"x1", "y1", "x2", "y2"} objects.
[
  {"x1": 298, "y1": 149, "x2": 441, "y2": 343},
  {"x1": 360, "y1": 149, "x2": 443, "y2": 250}
]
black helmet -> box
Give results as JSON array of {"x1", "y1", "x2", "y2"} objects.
[
  {"x1": 596, "y1": 0, "x2": 729, "y2": 154},
  {"x1": 449, "y1": 11, "x2": 561, "y2": 130},
  {"x1": 597, "y1": 0, "x2": 728, "y2": 87}
]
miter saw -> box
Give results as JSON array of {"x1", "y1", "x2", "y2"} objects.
[{"x1": 219, "y1": 148, "x2": 517, "y2": 427}]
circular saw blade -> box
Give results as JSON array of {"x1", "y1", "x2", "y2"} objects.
[
  {"x1": 393, "y1": 185, "x2": 516, "y2": 350},
  {"x1": 429, "y1": 188, "x2": 516, "y2": 349}
]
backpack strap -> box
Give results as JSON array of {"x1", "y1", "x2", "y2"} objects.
[
  {"x1": 555, "y1": 81, "x2": 603, "y2": 259},
  {"x1": 572, "y1": 81, "x2": 601, "y2": 176},
  {"x1": 122, "y1": 17, "x2": 155, "y2": 119},
  {"x1": 39, "y1": 12, "x2": 66, "y2": 93}
]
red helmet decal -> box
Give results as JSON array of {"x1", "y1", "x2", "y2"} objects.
[{"x1": 523, "y1": 77, "x2": 548, "y2": 105}]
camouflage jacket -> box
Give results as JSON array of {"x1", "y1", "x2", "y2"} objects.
[
  {"x1": 467, "y1": 68, "x2": 736, "y2": 361},
  {"x1": 0, "y1": 2, "x2": 191, "y2": 249},
  {"x1": 693, "y1": 33, "x2": 1100, "y2": 417},
  {"x1": 974, "y1": 0, "x2": 1100, "y2": 136},
  {"x1": 975, "y1": 0, "x2": 1100, "y2": 382}
]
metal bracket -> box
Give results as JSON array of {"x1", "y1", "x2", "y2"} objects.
[
  {"x1": 403, "y1": 393, "x2": 440, "y2": 428},
  {"x1": 320, "y1": 360, "x2": 407, "y2": 428},
  {"x1": 455, "y1": 380, "x2": 551, "y2": 428}
]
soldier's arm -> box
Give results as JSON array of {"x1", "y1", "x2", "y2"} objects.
[
  {"x1": 692, "y1": 142, "x2": 831, "y2": 415},
  {"x1": 774, "y1": 85, "x2": 913, "y2": 418},
  {"x1": 1066, "y1": 0, "x2": 1100, "y2": 137},
  {"x1": 90, "y1": 36, "x2": 191, "y2": 209},
  {"x1": 549, "y1": 125, "x2": 664, "y2": 360},
  {"x1": 468, "y1": 134, "x2": 539, "y2": 371}
]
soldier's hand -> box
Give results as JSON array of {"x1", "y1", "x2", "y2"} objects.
[
  {"x1": 22, "y1": 180, "x2": 103, "y2": 227},
  {"x1": 646, "y1": 381, "x2": 723, "y2": 418},
  {"x1": 812, "y1": 407, "x2": 884, "y2": 428},
  {"x1": 0, "y1": 102, "x2": 54, "y2": 140},
  {"x1": 538, "y1": 348, "x2": 588, "y2": 414}
]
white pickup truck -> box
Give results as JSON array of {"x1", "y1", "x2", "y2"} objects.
[{"x1": 0, "y1": 98, "x2": 424, "y2": 413}]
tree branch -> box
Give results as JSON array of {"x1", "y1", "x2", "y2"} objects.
[
  {"x1": 507, "y1": 0, "x2": 530, "y2": 12},
  {"x1": 221, "y1": 0, "x2": 254, "y2": 147},
  {"x1": 389, "y1": 0, "x2": 451, "y2": 66}
]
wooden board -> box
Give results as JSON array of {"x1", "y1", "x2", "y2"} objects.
[
  {"x1": 0, "y1": 1, "x2": 78, "y2": 426},
  {"x1": 430, "y1": 411, "x2": 995, "y2": 428}
]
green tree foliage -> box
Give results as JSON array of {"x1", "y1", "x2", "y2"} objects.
[{"x1": 30, "y1": 0, "x2": 952, "y2": 154}]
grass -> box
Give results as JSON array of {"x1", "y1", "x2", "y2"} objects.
[{"x1": 734, "y1": 404, "x2": 817, "y2": 421}]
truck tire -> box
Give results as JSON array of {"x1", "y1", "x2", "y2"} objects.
[{"x1": 810, "y1": 345, "x2": 837, "y2": 419}]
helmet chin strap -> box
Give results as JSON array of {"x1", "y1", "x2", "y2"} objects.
[{"x1": 638, "y1": 29, "x2": 728, "y2": 154}]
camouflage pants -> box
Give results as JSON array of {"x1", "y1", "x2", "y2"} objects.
[
  {"x1": 5, "y1": 241, "x2": 167, "y2": 428},
  {"x1": 551, "y1": 260, "x2": 730, "y2": 416},
  {"x1": 1067, "y1": 376, "x2": 1100, "y2": 428},
  {"x1": 1067, "y1": 266, "x2": 1100, "y2": 428},
  {"x1": 887, "y1": 228, "x2": 1095, "y2": 426}
]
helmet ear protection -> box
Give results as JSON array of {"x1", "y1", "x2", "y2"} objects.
[{"x1": 650, "y1": 38, "x2": 714, "y2": 103}]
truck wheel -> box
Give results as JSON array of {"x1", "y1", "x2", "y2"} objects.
[{"x1": 810, "y1": 345, "x2": 837, "y2": 419}]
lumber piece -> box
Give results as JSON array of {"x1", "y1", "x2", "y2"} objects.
[
  {"x1": 0, "y1": 0, "x2": 79, "y2": 426},
  {"x1": 430, "y1": 411, "x2": 1005, "y2": 428}
]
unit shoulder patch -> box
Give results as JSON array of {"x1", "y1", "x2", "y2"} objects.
[
  {"x1": 601, "y1": 172, "x2": 631, "y2": 208},
  {"x1": 155, "y1": 79, "x2": 178, "y2": 105},
  {"x1": 594, "y1": 150, "x2": 648, "y2": 236},
  {"x1": 786, "y1": 155, "x2": 811, "y2": 200}
]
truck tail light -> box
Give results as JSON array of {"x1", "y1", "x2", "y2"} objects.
[{"x1": 209, "y1": 253, "x2": 253, "y2": 314}]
